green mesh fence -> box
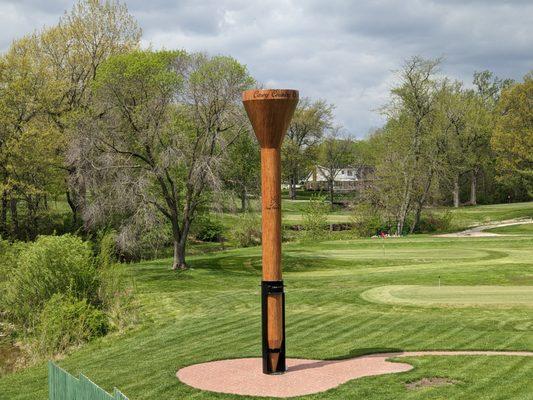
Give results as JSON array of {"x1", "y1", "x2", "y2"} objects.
[{"x1": 48, "y1": 361, "x2": 129, "y2": 400}]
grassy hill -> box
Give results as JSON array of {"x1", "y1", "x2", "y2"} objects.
[
  {"x1": 279, "y1": 199, "x2": 533, "y2": 228},
  {"x1": 1, "y1": 232, "x2": 532, "y2": 399},
  {"x1": 486, "y1": 223, "x2": 533, "y2": 235},
  {"x1": 441, "y1": 201, "x2": 533, "y2": 231}
]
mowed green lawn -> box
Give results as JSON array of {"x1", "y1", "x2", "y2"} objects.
[
  {"x1": 269, "y1": 199, "x2": 533, "y2": 227},
  {"x1": 1, "y1": 234, "x2": 533, "y2": 399},
  {"x1": 487, "y1": 223, "x2": 533, "y2": 235},
  {"x1": 218, "y1": 198, "x2": 353, "y2": 226},
  {"x1": 42, "y1": 198, "x2": 533, "y2": 230},
  {"x1": 440, "y1": 201, "x2": 533, "y2": 230},
  {"x1": 362, "y1": 285, "x2": 533, "y2": 308},
  {"x1": 282, "y1": 199, "x2": 533, "y2": 227}
]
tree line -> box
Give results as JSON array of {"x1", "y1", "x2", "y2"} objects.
[
  {"x1": 0, "y1": 0, "x2": 531, "y2": 267},
  {"x1": 0, "y1": 0, "x2": 256, "y2": 269},
  {"x1": 363, "y1": 58, "x2": 531, "y2": 234}
]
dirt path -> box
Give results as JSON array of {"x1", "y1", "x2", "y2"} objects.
[{"x1": 435, "y1": 218, "x2": 533, "y2": 238}]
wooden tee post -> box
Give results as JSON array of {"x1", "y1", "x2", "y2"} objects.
[{"x1": 242, "y1": 89, "x2": 299, "y2": 374}]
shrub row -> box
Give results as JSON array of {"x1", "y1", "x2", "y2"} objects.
[
  {"x1": 186, "y1": 203, "x2": 454, "y2": 246},
  {"x1": 0, "y1": 233, "x2": 137, "y2": 360},
  {"x1": 2, "y1": 235, "x2": 98, "y2": 327}
]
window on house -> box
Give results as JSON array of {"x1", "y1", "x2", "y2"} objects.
[{"x1": 347, "y1": 170, "x2": 352, "y2": 176}]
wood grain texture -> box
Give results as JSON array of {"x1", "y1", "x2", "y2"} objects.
[
  {"x1": 259, "y1": 148, "x2": 282, "y2": 281},
  {"x1": 242, "y1": 90, "x2": 298, "y2": 149},
  {"x1": 243, "y1": 89, "x2": 298, "y2": 373},
  {"x1": 267, "y1": 295, "x2": 283, "y2": 371}
]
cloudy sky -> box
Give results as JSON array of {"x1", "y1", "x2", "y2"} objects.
[{"x1": 1, "y1": 0, "x2": 532, "y2": 136}]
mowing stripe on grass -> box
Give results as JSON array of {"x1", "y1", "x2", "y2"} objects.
[{"x1": 361, "y1": 285, "x2": 533, "y2": 308}]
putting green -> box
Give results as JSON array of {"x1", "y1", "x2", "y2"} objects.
[{"x1": 361, "y1": 285, "x2": 533, "y2": 308}]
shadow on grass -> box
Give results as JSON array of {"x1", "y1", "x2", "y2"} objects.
[
  {"x1": 327, "y1": 347, "x2": 404, "y2": 360},
  {"x1": 288, "y1": 348, "x2": 405, "y2": 373}
]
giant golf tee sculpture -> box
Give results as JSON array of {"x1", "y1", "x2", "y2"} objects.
[
  {"x1": 176, "y1": 89, "x2": 533, "y2": 398},
  {"x1": 242, "y1": 89, "x2": 299, "y2": 374}
]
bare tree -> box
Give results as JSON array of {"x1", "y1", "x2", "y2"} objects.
[
  {"x1": 282, "y1": 98, "x2": 333, "y2": 199},
  {"x1": 317, "y1": 127, "x2": 355, "y2": 207},
  {"x1": 70, "y1": 50, "x2": 253, "y2": 269},
  {"x1": 221, "y1": 131, "x2": 260, "y2": 211},
  {"x1": 39, "y1": 0, "x2": 141, "y2": 221},
  {"x1": 383, "y1": 56, "x2": 441, "y2": 234}
]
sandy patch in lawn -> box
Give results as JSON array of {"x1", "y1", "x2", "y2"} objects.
[{"x1": 177, "y1": 351, "x2": 533, "y2": 398}]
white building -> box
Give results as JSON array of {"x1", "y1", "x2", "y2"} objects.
[{"x1": 304, "y1": 165, "x2": 372, "y2": 191}]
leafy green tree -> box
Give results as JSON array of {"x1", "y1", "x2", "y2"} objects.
[
  {"x1": 39, "y1": 0, "x2": 141, "y2": 220},
  {"x1": 473, "y1": 70, "x2": 514, "y2": 104},
  {"x1": 282, "y1": 98, "x2": 333, "y2": 199},
  {"x1": 0, "y1": 0, "x2": 140, "y2": 237},
  {"x1": 302, "y1": 195, "x2": 329, "y2": 239},
  {"x1": 74, "y1": 50, "x2": 253, "y2": 269},
  {"x1": 381, "y1": 56, "x2": 442, "y2": 233},
  {"x1": 467, "y1": 71, "x2": 514, "y2": 205},
  {"x1": 317, "y1": 128, "x2": 355, "y2": 207},
  {"x1": 492, "y1": 72, "x2": 533, "y2": 196},
  {"x1": 437, "y1": 82, "x2": 467, "y2": 208},
  {"x1": 438, "y1": 81, "x2": 493, "y2": 207},
  {"x1": 0, "y1": 37, "x2": 64, "y2": 238},
  {"x1": 221, "y1": 132, "x2": 260, "y2": 211},
  {"x1": 363, "y1": 117, "x2": 440, "y2": 234}
]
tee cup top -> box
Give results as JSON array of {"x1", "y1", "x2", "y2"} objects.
[{"x1": 242, "y1": 89, "x2": 299, "y2": 149}]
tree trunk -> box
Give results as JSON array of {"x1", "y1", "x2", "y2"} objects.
[
  {"x1": 0, "y1": 192, "x2": 7, "y2": 234},
  {"x1": 470, "y1": 169, "x2": 477, "y2": 206},
  {"x1": 410, "y1": 169, "x2": 434, "y2": 234},
  {"x1": 240, "y1": 187, "x2": 247, "y2": 211},
  {"x1": 289, "y1": 176, "x2": 296, "y2": 200},
  {"x1": 329, "y1": 180, "x2": 334, "y2": 208},
  {"x1": 66, "y1": 169, "x2": 86, "y2": 225},
  {"x1": 410, "y1": 206, "x2": 421, "y2": 234},
  {"x1": 172, "y1": 239, "x2": 187, "y2": 270},
  {"x1": 66, "y1": 189, "x2": 78, "y2": 224},
  {"x1": 172, "y1": 219, "x2": 190, "y2": 270},
  {"x1": 397, "y1": 206, "x2": 408, "y2": 235},
  {"x1": 27, "y1": 196, "x2": 39, "y2": 239},
  {"x1": 452, "y1": 175, "x2": 460, "y2": 208},
  {"x1": 396, "y1": 218, "x2": 404, "y2": 236},
  {"x1": 397, "y1": 179, "x2": 412, "y2": 236},
  {"x1": 9, "y1": 198, "x2": 18, "y2": 235}
]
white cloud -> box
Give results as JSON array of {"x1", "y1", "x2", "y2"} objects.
[{"x1": 1, "y1": 0, "x2": 532, "y2": 137}]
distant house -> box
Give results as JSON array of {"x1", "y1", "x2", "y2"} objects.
[{"x1": 304, "y1": 165, "x2": 373, "y2": 192}]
